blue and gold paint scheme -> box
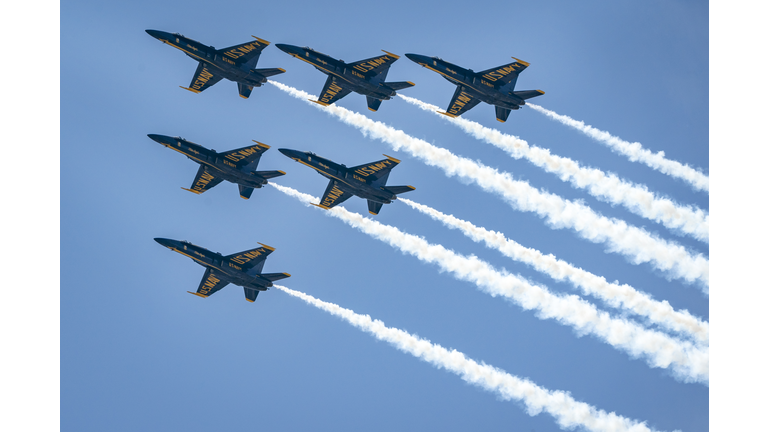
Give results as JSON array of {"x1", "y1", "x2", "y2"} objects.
[
  {"x1": 274, "y1": 44, "x2": 414, "y2": 112},
  {"x1": 148, "y1": 134, "x2": 286, "y2": 200},
  {"x1": 154, "y1": 238, "x2": 291, "y2": 302},
  {"x1": 278, "y1": 148, "x2": 415, "y2": 215},
  {"x1": 146, "y1": 30, "x2": 286, "y2": 99},
  {"x1": 405, "y1": 53, "x2": 544, "y2": 122}
]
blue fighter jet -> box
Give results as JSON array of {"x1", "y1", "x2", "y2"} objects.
[
  {"x1": 405, "y1": 53, "x2": 544, "y2": 122},
  {"x1": 275, "y1": 43, "x2": 414, "y2": 111},
  {"x1": 155, "y1": 238, "x2": 290, "y2": 302},
  {"x1": 146, "y1": 29, "x2": 285, "y2": 99},
  {"x1": 148, "y1": 134, "x2": 285, "y2": 200},
  {"x1": 279, "y1": 148, "x2": 414, "y2": 215}
]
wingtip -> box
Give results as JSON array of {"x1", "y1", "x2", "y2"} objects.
[
  {"x1": 310, "y1": 203, "x2": 330, "y2": 210},
  {"x1": 309, "y1": 99, "x2": 329, "y2": 107},
  {"x1": 187, "y1": 291, "x2": 208, "y2": 298},
  {"x1": 257, "y1": 242, "x2": 276, "y2": 251},
  {"x1": 180, "y1": 187, "x2": 202, "y2": 194},
  {"x1": 252, "y1": 140, "x2": 270, "y2": 148},
  {"x1": 511, "y1": 56, "x2": 530, "y2": 67},
  {"x1": 383, "y1": 154, "x2": 402, "y2": 163},
  {"x1": 179, "y1": 86, "x2": 201, "y2": 94},
  {"x1": 252, "y1": 36, "x2": 271, "y2": 45},
  {"x1": 438, "y1": 111, "x2": 457, "y2": 118},
  {"x1": 381, "y1": 50, "x2": 400, "y2": 59}
]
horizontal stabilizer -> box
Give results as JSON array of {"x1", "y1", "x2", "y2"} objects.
[
  {"x1": 385, "y1": 81, "x2": 415, "y2": 91},
  {"x1": 260, "y1": 272, "x2": 291, "y2": 282},
  {"x1": 239, "y1": 185, "x2": 254, "y2": 200},
  {"x1": 253, "y1": 68, "x2": 286, "y2": 78},
  {"x1": 513, "y1": 89, "x2": 545, "y2": 100},
  {"x1": 366, "y1": 96, "x2": 383, "y2": 112},
  {"x1": 254, "y1": 170, "x2": 286, "y2": 180},
  {"x1": 382, "y1": 185, "x2": 416, "y2": 195}
]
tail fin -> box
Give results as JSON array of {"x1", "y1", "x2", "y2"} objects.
[
  {"x1": 239, "y1": 185, "x2": 255, "y2": 199},
  {"x1": 384, "y1": 81, "x2": 415, "y2": 91},
  {"x1": 261, "y1": 272, "x2": 291, "y2": 282},
  {"x1": 254, "y1": 170, "x2": 286, "y2": 180},
  {"x1": 254, "y1": 68, "x2": 286, "y2": 78},
  {"x1": 513, "y1": 89, "x2": 545, "y2": 100},
  {"x1": 367, "y1": 200, "x2": 384, "y2": 215},
  {"x1": 366, "y1": 96, "x2": 383, "y2": 112},
  {"x1": 495, "y1": 106, "x2": 511, "y2": 123},
  {"x1": 382, "y1": 185, "x2": 415, "y2": 195},
  {"x1": 238, "y1": 83, "x2": 253, "y2": 99},
  {"x1": 244, "y1": 288, "x2": 259, "y2": 302}
]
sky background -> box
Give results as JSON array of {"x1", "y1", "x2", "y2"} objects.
[{"x1": 10, "y1": 0, "x2": 740, "y2": 430}]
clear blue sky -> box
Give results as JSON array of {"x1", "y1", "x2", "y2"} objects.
[{"x1": 55, "y1": 1, "x2": 718, "y2": 430}]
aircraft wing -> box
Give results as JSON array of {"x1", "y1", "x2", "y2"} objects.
[
  {"x1": 182, "y1": 62, "x2": 224, "y2": 93},
  {"x1": 225, "y1": 243, "x2": 275, "y2": 273},
  {"x1": 183, "y1": 165, "x2": 224, "y2": 194},
  {"x1": 442, "y1": 86, "x2": 482, "y2": 118},
  {"x1": 318, "y1": 180, "x2": 354, "y2": 209},
  {"x1": 219, "y1": 141, "x2": 271, "y2": 171},
  {"x1": 348, "y1": 51, "x2": 400, "y2": 77},
  {"x1": 315, "y1": 76, "x2": 353, "y2": 106},
  {"x1": 189, "y1": 268, "x2": 229, "y2": 298},
  {"x1": 477, "y1": 59, "x2": 529, "y2": 87},
  {"x1": 218, "y1": 37, "x2": 271, "y2": 68},
  {"x1": 348, "y1": 155, "x2": 400, "y2": 182}
]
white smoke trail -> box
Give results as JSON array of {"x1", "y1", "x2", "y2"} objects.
[
  {"x1": 526, "y1": 103, "x2": 709, "y2": 193},
  {"x1": 398, "y1": 95, "x2": 709, "y2": 243},
  {"x1": 270, "y1": 183, "x2": 709, "y2": 384},
  {"x1": 269, "y1": 81, "x2": 709, "y2": 289},
  {"x1": 399, "y1": 197, "x2": 709, "y2": 345},
  {"x1": 276, "y1": 284, "x2": 662, "y2": 432}
]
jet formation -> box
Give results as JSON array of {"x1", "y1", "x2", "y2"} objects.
[
  {"x1": 405, "y1": 53, "x2": 544, "y2": 122},
  {"x1": 279, "y1": 149, "x2": 415, "y2": 215},
  {"x1": 146, "y1": 29, "x2": 544, "y2": 301},
  {"x1": 145, "y1": 30, "x2": 286, "y2": 99},
  {"x1": 147, "y1": 134, "x2": 285, "y2": 200},
  {"x1": 154, "y1": 238, "x2": 291, "y2": 302},
  {"x1": 275, "y1": 44, "x2": 414, "y2": 112}
]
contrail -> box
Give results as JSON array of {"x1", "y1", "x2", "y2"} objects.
[
  {"x1": 526, "y1": 103, "x2": 709, "y2": 193},
  {"x1": 270, "y1": 183, "x2": 709, "y2": 384},
  {"x1": 269, "y1": 81, "x2": 709, "y2": 289},
  {"x1": 398, "y1": 95, "x2": 708, "y2": 243},
  {"x1": 276, "y1": 284, "x2": 662, "y2": 432},
  {"x1": 399, "y1": 197, "x2": 709, "y2": 345}
]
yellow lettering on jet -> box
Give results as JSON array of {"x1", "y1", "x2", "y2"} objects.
[
  {"x1": 191, "y1": 68, "x2": 214, "y2": 90},
  {"x1": 321, "y1": 185, "x2": 345, "y2": 207},
  {"x1": 223, "y1": 42, "x2": 261, "y2": 59},
  {"x1": 319, "y1": 82, "x2": 344, "y2": 104},
  {"x1": 448, "y1": 92, "x2": 473, "y2": 115},
  {"x1": 192, "y1": 171, "x2": 215, "y2": 192},
  {"x1": 200, "y1": 274, "x2": 221, "y2": 295}
]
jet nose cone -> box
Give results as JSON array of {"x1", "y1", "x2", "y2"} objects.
[
  {"x1": 147, "y1": 134, "x2": 172, "y2": 145},
  {"x1": 275, "y1": 44, "x2": 299, "y2": 55},
  {"x1": 278, "y1": 148, "x2": 297, "y2": 158},
  {"x1": 154, "y1": 238, "x2": 175, "y2": 248},
  {"x1": 145, "y1": 29, "x2": 168, "y2": 40}
]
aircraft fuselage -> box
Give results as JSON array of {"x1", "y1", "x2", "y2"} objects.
[
  {"x1": 154, "y1": 238, "x2": 273, "y2": 290},
  {"x1": 148, "y1": 134, "x2": 269, "y2": 189},
  {"x1": 146, "y1": 30, "x2": 269, "y2": 88},
  {"x1": 281, "y1": 149, "x2": 397, "y2": 204},
  {"x1": 406, "y1": 54, "x2": 526, "y2": 110},
  {"x1": 275, "y1": 44, "x2": 397, "y2": 101}
]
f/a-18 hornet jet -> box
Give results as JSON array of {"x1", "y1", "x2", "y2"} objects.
[
  {"x1": 405, "y1": 53, "x2": 544, "y2": 122},
  {"x1": 147, "y1": 134, "x2": 285, "y2": 200},
  {"x1": 275, "y1": 43, "x2": 414, "y2": 112},
  {"x1": 279, "y1": 149, "x2": 414, "y2": 215},
  {"x1": 145, "y1": 30, "x2": 285, "y2": 99},
  {"x1": 154, "y1": 238, "x2": 290, "y2": 302}
]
